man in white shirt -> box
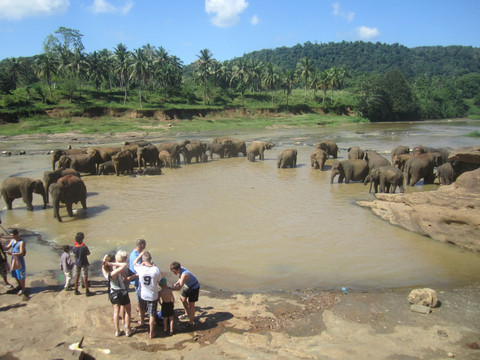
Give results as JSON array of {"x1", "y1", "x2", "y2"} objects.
[{"x1": 133, "y1": 251, "x2": 161, "y2": 338}]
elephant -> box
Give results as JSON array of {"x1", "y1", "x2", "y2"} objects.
[
  {"x1": 277, "y1": 149, "x2": 297, "y2": 168},
  {"x1": 97, "y1": 161, "x2": 115, "y2": 175},
  {"x1": 136, "y1": 166, "x2": 163, "y2": 175},
  {"x1": 111, "y1": 150, "x2": 135, "y2": 176},
  {"x1": 246, "y1": 141, "x2": 274, "y2": 162},
  {"x1": 58, "y1": 154, "x2": 97, "y2": 175},
  {"x1": 158, "y1": 150, "x2": 174, "y2": 169},
  {"x1": 212, "y1": 137, "x2": 246, "y2": 157},
  {"x1": 316, "y1": 140, "x2": 338, "y2": 158},
  {"x1": 157, "y1": 140, "x2": 189, "y2": 166},
  {"x1": 348, "y1": 146, "x2": 364, "y2": 160},
  {"x1": 124, "y1": 140, "x2": 152, "y2": 147},
  {"x1": 367, "y1": 166, "x2": 405, "y2": 194},
  {"x1": 364, "y1": 150, "x2": 391, "y2": 171},
  {"x1": 207, "y1": 142, "x2": 231, "y2": 159},
  {"x1": 182, "y1": 140, "x2": 207, "y2": 164},
  {"x1": 121, "y1": 144, "x2": 140, "y2": 159},
  {"x1": 436, "y1": 162, "x2": 455, "y2": 185},
  {"x1": 404, "y1": 153, "x2": 439, "y2": 186},
  {"x1": 330, "y1": 160, "x2": 369, "y2": 184},
  {"x1": 49, "y1": 175, "x2": 87, "y2": 222},
  {"x1": 1, "y1": 177, "x2": 47, "y2": 211},
  {"x1": 392, "y1": 153, "x2": 413, "y2": 171},
  {"x1": 412, "y1": 145, "x2": 429, "y2": 156},
  {"x1": 43, "y1": 168, "x2": 81, "y2": 202},
  {"x1": 51, "y1": 148, "x2": 86, "y2": 171},
  {"x1": 391, "y1": 145, "x2": 410, "y2": 162},
  {"x1": 310, "y1": 148, "x2": 328, "y2": 170},
  {"x1": 137, "y1": 144, "x2": 159, "y2": 169},
  {"x1": 87, "y1": 147, "x2": 121, "y2": 171}
]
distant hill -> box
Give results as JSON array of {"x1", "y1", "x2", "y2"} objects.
[{"x1": 237, "y1": 41, "x2": 480, "y2": 78}]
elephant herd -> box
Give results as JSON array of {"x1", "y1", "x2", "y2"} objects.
[{"x1": 0, "y1": 135, "x2": 465, "y2": 222}]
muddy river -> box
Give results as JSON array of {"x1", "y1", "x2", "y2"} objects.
[{"x1": 1, "y1": 119, "x2": 479, "y2": 293}]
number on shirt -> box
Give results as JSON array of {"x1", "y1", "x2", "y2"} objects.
[{"x1": 143, "y1": 275, "x2": 151, "y2": 285}]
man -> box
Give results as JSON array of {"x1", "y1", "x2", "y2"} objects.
[
  {"x1": 133, "y1": 251, "x2": 161, "y2": 339},
  {"x1": 72, "y1": 232, "x2": 91, "y2": 296},
  {"x1": 170, "y1": 261, "x2": 200, "y2": 326},
  {"x1": 5, "y1": 229, "x2": 26, "y2": 295},
  {"x1": 129, "y1": 238, "x2": 146, "y2": 318}
]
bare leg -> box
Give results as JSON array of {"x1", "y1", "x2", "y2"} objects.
[
  {"x1": 163, "y1": 317, "x2": 168, "y2": 333},
  {"x1": 188, "y1": 302, "x2": 196, "y2": 325},
  {"x1": 149, "y1": 315, "x2": 156, "y2": 338},
  {"x1": 169, "y1": 316, "x2": 174, "y2": 335},
  {"x1": 113, "y1": 304, "x2": 121, "y2": 335},
  {"x1": 180, "y1": 296, "x2": 189, "y2": 317},
  {"x1": 124, "y1": 303, "x2": 132, "y2": 332}
]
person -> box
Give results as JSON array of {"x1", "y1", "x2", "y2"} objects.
[
  {"x1": 129, "y1": 238, "x2": 146, "y2": 320},
  {"x1": 170, "y1": 261, "x2": 200, "y2": 326},
  {"x1": 133, "y1": 251, "x2": 161, "y2": 338},
  {"x1": 4, "y1": 229, "x2": 26, "y2": 295},
  {"x1": 72, "y1": 232, "x2": 91, "y2": 296},
  {"x1": 0, "y1": 238, "x2": 13, "y2": 289},
  {"x1": 158, "y1": 277, "x2": 175, "y2": 335},
  {"x1": 102, "y1": 251, "x2": 136, "y2": 337},
  {"x1": 60, "y1": 245, "x2": 74, "y2": 291}
]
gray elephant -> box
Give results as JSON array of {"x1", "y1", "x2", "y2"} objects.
[
  {"x1": 364, "y1": 150, "x2": 391, "y2": 171},
  {"x1": 137, "y1": 144, "x2": 159, "y2": 169},
  {"x1": 247, "y1": 141, "x2": 274, "y2": 162},
  {"x1": 136, "y1": 166, "x2": 163, "y2": 175},
  {"x1": 404, "y1": 153, "x2": 438, "y2": 186},
  {"x1": 182, "y1": 140, "x2": 207, "y2": 164},
  {"x1": 157, "y1": 140, "x2": 190, "y2": 166},
  {"x1": 367, "y1": 166, "x2": 405, "y2": 194},
  {"x1": 158, "y1": 150, "x2": 174, "y2": 169},
  {"x1": 1, "y1": 177, "x2": 47, "y2": 211},
  {"x1": 392, "y1": 153, "x2": 413, "y2": 171},
  {"x1": 316, "y1": 140, "x2": 338, "y2": 158},
  {"x1": 112, "y1": 150, "x2": 135, "y2": 176},
  {"x1": 213, "y1": 137, "x2": 247, "y2": 157},
  {"x1": 391, "y1": 145, "x2": 410, "y2": 162},
  {"x1": 51, "y1": 148, "x2": 86, "y2": 171},
  {"x1": 348, "y1": 146, "x2": 364, "y2": 160},
  {"x1": 58, "y1": 154, "x2": 97, "y2": 175},
  {"x1": 330, "y1": 160, "x2": 369, "y2": 184},
  {"x1": 49, "y1": 175, "x2": 87, "y2": 222},
  {"x1": 87, "y1": 147, "x2": 121, "y2": 171},
  {"x1": 207, "y1": 142, "x2": 229, "y2": 159},
  {"x1": 436, "y1": 162, "x2": 455, "y2": 185},
  {"x1": 277, "y1": 149, "x2": 297, "y2": 168},
  {"x1": 43, "y1": 168, "x2": 81, "y2": 202},
  {"x1": 310, "y1": 148, "x2": 328, "y2": 170},
  {"x1": 124, "y1": 140, "x2": 152, "y2": 147},
  {"x1": 97, "y1": 161, "x2": 115, "y2": 175}
]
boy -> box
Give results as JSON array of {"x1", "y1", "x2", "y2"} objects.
[
  {"x1": 72, "y1": 232, "x2": 91, "y2": 296},
  {"x1": 158, "y1": 277, "x2": 175, "y2": 335},
  {"x1": 60, "y1": 245, "x2": 74, "y2": 290}
]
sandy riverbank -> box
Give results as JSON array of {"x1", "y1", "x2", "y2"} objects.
[{"x1": 0, "y1": 271, "x2": 479, "y2": 360}]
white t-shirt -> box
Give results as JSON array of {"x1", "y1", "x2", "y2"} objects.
[{"x1": 134, "y1": 263, "x2": 161, "y2": 301}]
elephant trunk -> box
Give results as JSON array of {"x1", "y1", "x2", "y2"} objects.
[{"x1": 330, "y1": 170, "x2": 338, "y2": 184}]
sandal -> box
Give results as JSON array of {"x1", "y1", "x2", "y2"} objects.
[
  {"x1": 126, "y1": 327, "x2": 137, "y2": 337},
  {"x1": 115, "y1": 330, "x2": 124, "y2": 337},
  {"x1": 6, "y1": 284, "x2": 14, "y2": 289},
  {"x1": 179, "y1": 314, "x2": 188, "y2": 320}
]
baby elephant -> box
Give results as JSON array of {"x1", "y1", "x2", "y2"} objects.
[
  {"x1": 277, "y1": 149, "x2": 297, "y2": 168},
  {"x1": 1, "y1": 177, "x2": 47, "y2": 211}
]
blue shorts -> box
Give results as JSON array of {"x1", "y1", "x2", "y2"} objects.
[{"x1": 12, "y1": 267, "x2": 26, "y2": 280}]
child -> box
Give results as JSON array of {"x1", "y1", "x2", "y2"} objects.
[
  {"x1": 158, "y1": 277, "x2": 175, "y2": 335},
  {"x1": 60, "y1": 245, "x2": 74, "y2": 290},
  {"x1": 72, "y1": 232, "x2": 91, "y2": 296}
]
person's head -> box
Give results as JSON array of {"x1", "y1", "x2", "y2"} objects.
[
  {"x1": 11, "y1": 229, "x2": 19, "y2": 238},
  {"x1": 75, "y1": 232, "x2": 84, "y2": 244},
  {"x1": 63, "y1": 245, "x2": 70, "y2": 253},
  {"x1": 142, "y1": 251, "x2": 152, "y2": 263},
  {"x1": 102, "y1": 253, "x2": 115, "y2": 273},
  {"x1": 160, "y1": 277, "x2": 167, "y2": 287},
  {"x1": 115, "y1": 250, "x2": 127, "y2": 262},
  {"x1": 170, "y1": 261, "x2": 181, "y2": 275},
  {"x1": 136, "y1": 238, "x2": 146, "y2": 251}
]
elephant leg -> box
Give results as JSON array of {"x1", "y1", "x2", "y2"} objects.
[
  {"x1": 81, "y1": 198, "x2": 87, "y2": 210},
  {"x1": 66, "y1": 202, "x2": 74, "y2": 217},
  {"x1": 5, "y1": 197, "x2": 14, "y2": 210},
  {"x1": 23, "y1": 194, "x2": 34, "y2": 211}
]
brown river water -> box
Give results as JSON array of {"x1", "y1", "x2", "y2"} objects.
[{"x1": 1, "y1": 119, "x2": 479, "y2": 293}]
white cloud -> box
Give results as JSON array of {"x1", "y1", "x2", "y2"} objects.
[
  {"x1": 90, "y1": 0, "x2": 134, "y2": 15},
  {"x1": 356, "y1": 26, "x2": 380, "y2": 40},
  {"x1": 0, "y1": 0, "x2": 69, "y2": 20},
  {"x1": 250, "y1": 14, "x2": 259, "y2": 25},
  {"x1": 205, "y1": 0, "x2": 248, "y2": 27},
  {"x1": 332, "y1": 2, "x2": 354, "y2": 22}
]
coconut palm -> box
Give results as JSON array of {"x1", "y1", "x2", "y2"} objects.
[
  {"x1": 281, "y1": 69, "x2": 295, "y2": 106},
  {"x1": 263, "y1": 62, "x2": 279, "y2": 106},
  {"x1": 4, "y1": 57, "x2": 23, "y2": 90},
  {"x1": 129, "y1": 48, "x2": 150, "y2": 108},
  {"x1": 34, "y1": 53, "x2": 58, "y2": 99},
  {"x1": 113, "y1": 43, "x2": 131, "y2": 105},
  {"x1": 195, "y1": 49, "x2": 215, "y2": 105},
  {"x1": 297, "y1": 57, "x2": 315, "y2": 102}
]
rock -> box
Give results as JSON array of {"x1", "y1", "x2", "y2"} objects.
[
  {"x1": 408, "y1": 288, "x2": 438, "y2": 307},
  {"x1": 448, "y1": 145, "x2": 480, "y2": 164},
  {"x1": 410, "y1": 304, "x2": 432, "y2": 314},
  {"x1": 357, "y1": 168, "x2": 480, "y2": 251}
]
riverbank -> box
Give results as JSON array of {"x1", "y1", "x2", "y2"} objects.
[{"x1": 1, "y1": 271, "x2": 479, "y2": 359}]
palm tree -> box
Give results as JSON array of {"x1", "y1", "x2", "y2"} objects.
[
  {"x1": 195, "y1": 49, "x2": 214, "y2": 105},
  {"x1": 4, "y1": 57, "x2": 23, "y2": 90},
  {"x1": 281, "y1": 69, "x2": 295, "y2": 106},
  {"x1": 87, "y1": 51, "x2": 106, "y2": 91},
  {"x1": 297, "y1": 57, "x2": 315, "y2": 102},
  {"x1": 98, "y1": 49, "x2": 114, "y2": 91},
  {"x1": 230, "y1": 58, "x2": 249, "y2": 98},
  {"x1": 34, "y1": 53, "x2": 58, "y2": 99},
  {"x1": 129, "y1": 48, "x2": 149, "y2": 108},
  {"x1": 263, "y1": 62, "x2": 279, "y2": 106},
  {"x1": 114, "y1": 43, "x2": 130, "y2": 105},
  {"x1": 318, "y1": 70, "x2": 330, "y2": 105}
]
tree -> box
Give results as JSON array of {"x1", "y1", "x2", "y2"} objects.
[
  {"x1": 3, "y1": 57, "x2": 23, "y2": 90},
  {"x1": 114, "y1": 43, "x2": 130, "y2": 105},
  {"x1": 34, "y1": 53, "x2": 58, "y2": 99},
  {"x1": 195, "y1": 49, "x2": 215, "y2": 105},
  {"x1": 281, "y1": 69, "x2": 295, "y2": 105},
  {"x1": 263, "y1": 63, "x2": 279, "y2": 106},
  {"x1": 296, "y1": 57, "x2": 314, "y2": 102},
  {"x1": 129, "y1": 48, "x2": 150, "y2": 108}
]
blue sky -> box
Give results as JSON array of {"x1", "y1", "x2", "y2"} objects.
[{"x1": 1, "y1": 0, "x2": 479, "y2": 65}]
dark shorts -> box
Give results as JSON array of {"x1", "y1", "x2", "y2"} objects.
[
  {"x1": 161, "y1": 301, "x2": 175, "y2": 317},
  {"x1": 110, "y1": 290, "x2": 130, "y2": 306},
  {"x1": 139, "y1": 298, "x2": 158, "y2": 317},
  {"x1": 181, "y1": 286, "x2": 200, "y2": 303}
]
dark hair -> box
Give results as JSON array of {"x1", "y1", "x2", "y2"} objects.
[
  {"x1": 11, "y1": 229, "x2": 19, "y2": 235},
  {"x1": 136, "y1": 238, "x2": 146, "y2": 247},
  {"x1": 75, "y1": 232, "x2": 84, "y2": 243},
  {"x1": 171, "y1": 261, "x2": 181, "y2": 271},
  {"x1": 63, "y1": 245, "x2": 70, "y2": 252}
]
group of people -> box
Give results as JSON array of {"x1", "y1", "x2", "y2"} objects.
[{"x1": 101, "y1": 238, "x2": 200, "y2": 338}]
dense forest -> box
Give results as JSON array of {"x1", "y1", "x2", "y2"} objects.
[{"x1": 1, "y1": 27, "x2": 480, "y2": 124}]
